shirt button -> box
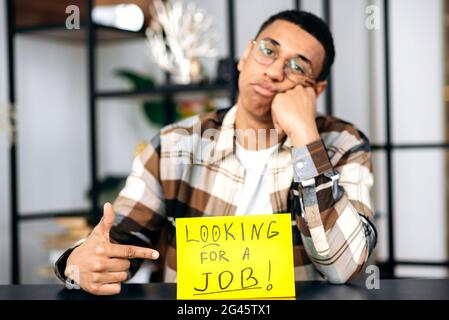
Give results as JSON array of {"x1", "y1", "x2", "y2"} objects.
[{"x1": 296, "y1": 161, "x2": 305, "y2": 170}]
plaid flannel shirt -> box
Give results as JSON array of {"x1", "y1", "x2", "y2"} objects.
[{"x1": 55, "y1": 105, "x2": 376, "y2": 284}]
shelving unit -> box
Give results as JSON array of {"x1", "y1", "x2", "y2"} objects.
[{"x1": 6, "y1": 0, "x2": 237, "y2": 284}]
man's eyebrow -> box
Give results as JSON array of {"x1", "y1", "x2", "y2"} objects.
[
  {"x1": 263, "y1": 37, "x2": 281, "y2": 46},
  {"x1": 296, "y1": 54, "x2": 312, "y2": 67},
  {"x1": 262, "y1": 37, "x2": 313, "y2": 67}
]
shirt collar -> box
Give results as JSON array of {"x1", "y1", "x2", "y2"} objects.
[{"x1": 207, "y1": 105, "x2": 294, "y2": 164}]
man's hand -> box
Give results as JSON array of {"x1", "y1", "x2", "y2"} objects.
[
  {"x1": 64, "y1": 202, "x2": 159, "y2": 295},
  {"x1": 271, "y1": 85, "x2": 320, "y2": 147}
]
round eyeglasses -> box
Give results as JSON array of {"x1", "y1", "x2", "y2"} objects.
[{"x1": 251, "y1": 39, "x2": 316, "y2": 87}]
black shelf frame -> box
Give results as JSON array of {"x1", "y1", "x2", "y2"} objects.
[
  {"x1": 15, "y1": 22, "x2": 145, "y2": 35},
  {"x1": 322, "y1": 0, "x2": 334, "y2": 116},
  {"x1": 6, "y1": 0, "x2": 449, "y2": 284},
  {"x1": 18, "y1": 210, "x2": 90, "y2": 222},
  {"x1": 96, "y1": 83, "x2": 232, "y2": 99},
  {"x1": 14, "y1": 22, "x2": 145, "y2": 42},
  {"x1": 6, "y1": 0, "x2": 238, "y2": 284},
  {"x1": 6, "y1": 0, "x2": 19, "y2": 286},
  {"x1": 300, "y1": 0, "x2": 449, "y2": 277},
  {"x1": 365, "y1": 0, "x2": 449, "y2": 276}
]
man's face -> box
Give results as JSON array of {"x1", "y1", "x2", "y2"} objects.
[{"x1": 237, "y1": 19, "x2": 327, "y2": 121}]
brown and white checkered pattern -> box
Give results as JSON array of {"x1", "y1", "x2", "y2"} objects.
[{"x1": 55, "y1": 105, "x2": 376, "y2": 284}]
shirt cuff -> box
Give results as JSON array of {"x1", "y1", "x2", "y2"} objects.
[
  {"x1": 54, "y1": 239, "x2": 85, "y2": 283},
  {"x1": 292, "y1": 139, "x2": 332, "y2": 182},
  {"x1": 54, "y1": 247, "x2": 76, "y2": 283}
]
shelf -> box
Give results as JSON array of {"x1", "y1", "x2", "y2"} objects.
[
  {"x1": 371, "y1": 143, "x2": 449, "y2": 151},
  {"x1": 19, "y1": 209, "x2": 90, "y2": 221},
  {"x1": 394, "y1": 260, "x2": 449, "y2": 267},
  {"x1": 14, "y1": 22, "x2": 145, "y2": 42},
  {"x1": 96, "y1": 82, "x2": 232, "y2": 99}
]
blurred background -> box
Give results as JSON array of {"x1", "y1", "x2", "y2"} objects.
[{"x1": 0, "y1": 0, "x2": 447, "y2": 284}]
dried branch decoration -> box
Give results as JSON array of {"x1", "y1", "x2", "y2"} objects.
[{"x1": 146, "y1": 0, "x2": 218, "y2": 84}]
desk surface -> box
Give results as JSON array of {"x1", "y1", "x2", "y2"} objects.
[{"x1": 1, "y1": 279, "x2": 449, "y2": 300}]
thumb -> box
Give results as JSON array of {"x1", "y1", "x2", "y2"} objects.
[{"x1": 95, "y1": 202, "x2": 115, "y2": 240}]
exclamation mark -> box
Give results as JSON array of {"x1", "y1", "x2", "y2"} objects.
[{"x1": 266, "y1": 260, "x2": 273, "y2": 291}]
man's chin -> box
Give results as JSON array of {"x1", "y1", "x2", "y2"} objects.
[
  {"x1": 248, "y1": 99, "x2": 273, "y2": 121},
  {"x1": 238, "y1": 91, "x2": 274, "y2": 121}
]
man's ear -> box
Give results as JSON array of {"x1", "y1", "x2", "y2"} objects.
[
  {"x1": 237, "y1": 42, "x2": 253, "y2": 72},
  {"x1": 314, "y1": 81, "x2": 327, "y2": 97}
]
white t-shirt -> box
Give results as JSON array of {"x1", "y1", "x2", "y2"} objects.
[{"x1": 235, "y1": 141, "x2": 280, "y2": 216}]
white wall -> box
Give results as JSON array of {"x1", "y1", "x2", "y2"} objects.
[
  {"x1": 0, "y1": 0, "x2": 446, "y2": 283},
  {"x1": 391, "y1": 0, "x2": 445, "y2": 275},
  {"x1": 334, "y1": 0, "x2": 446, "y2": 276},
  {"x1": 391, "y1": 0, "x2": 444, "y2": 144},
  {"x1": 97, "y1": 40, "x2": 161, "y2": 177},
  {"x1": 16, "y1": 38, "x2": 89, "y2": 214}
]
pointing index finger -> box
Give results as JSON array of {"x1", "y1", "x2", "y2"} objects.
[{"x1": 106, "y1": 243, "x2": 159, "y2": 260}]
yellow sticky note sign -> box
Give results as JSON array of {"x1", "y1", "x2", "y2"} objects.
[{"x1": 176, "y1": 214, "x2": 296, "y2": 300}]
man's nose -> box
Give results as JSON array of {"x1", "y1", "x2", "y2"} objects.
[{"x1": 264, "y1": 58, "x2": 285, "y2": 82}]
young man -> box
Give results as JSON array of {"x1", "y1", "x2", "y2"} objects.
[{"x1": 55, "y1": 10, "x2": 377, "y2": 295}]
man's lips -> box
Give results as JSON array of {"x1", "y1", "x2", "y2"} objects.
[{"x1": 252, "y1": 83, "x2": 277, "y2": 97}]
